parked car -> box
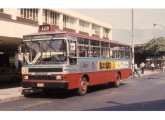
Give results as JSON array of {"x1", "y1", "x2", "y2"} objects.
[{"x1": 0, "y1": 67, "x2": 21, "y2": 82}]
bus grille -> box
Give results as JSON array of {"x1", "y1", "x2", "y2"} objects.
[
  {"x1": 28, "y1": 75, "x2": 57, "y2": 80},
  {"x1": 29, "y1": 68, "x2": 63, "y2": 72}
]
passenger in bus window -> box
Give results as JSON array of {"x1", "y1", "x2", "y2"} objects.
[{"x1": 79, "y1": 50, "x2": 85, "y2": 57}]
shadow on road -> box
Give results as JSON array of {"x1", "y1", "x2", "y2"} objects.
[
  {"x1": 87, "y1": 99, "x2": 165, "y2": 111},
  {"x1": 0, "y1": 81, "x2": 21, "y2": 89},
  {"x1": 87, "y1": 82, "x2": 126, "y2": 94},
  {"x1": 25, "y1": 83, "x2": 127, "y2": 99}
]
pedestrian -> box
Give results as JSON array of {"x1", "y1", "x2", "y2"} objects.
[
  {"x1": 162, "y1": 64, "x2": 165, "y2": 72},
  {"x1": 157, "y1": 64, "x2": 159, "y2": 69},
  {"x1": 140, "y1": 62, "x2": 145, "y2": 74},
  {"x1": 159, "y1": 64, "x2": 162, "y2": 70},
  {"x1": 151, "y1": 63, "x2": 155, "y2": 72},
  {"x1": 133, "y1": 63, "x2": 140, "y2": 77},
  {"x1": 161, "y1": 64, "x2": 164, "y2": 70}
]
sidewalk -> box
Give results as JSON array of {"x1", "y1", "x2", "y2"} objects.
[
  {"x1": 0, "y1": 87, "x2": 23, "y2": 103},
  {"x1": 132, "y1": 69, "x2": 160, "y2": 78},
  {"x1": 0, "y1": 70, "x2": 163, "y2": 103}
]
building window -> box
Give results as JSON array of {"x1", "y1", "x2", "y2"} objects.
[
  {"x1": 92, "y1": 24, "x2": 100, "y2": 36},
  {"x1": 20, "y1": 8, "x2": 38, "y2": 21},
  {"x1": 63, "y1": 15, "x2": 75, "y2": 29},
  {"x1": 103, "y1": 28, "x2": 109, "y2": 38},
  {"x1": 0, "y1": 8, "x2": 3, "y2": 13},
  {"x1": 43, "y1": 9, "x2": 59, "y2": 26},
  {"x1": 79, "y1": 20, "x2": 89, "y2": 33}
]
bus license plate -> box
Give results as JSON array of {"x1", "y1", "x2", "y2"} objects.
[{"x1": 37, "y1": 83, "x2": 44, "y2": 87}]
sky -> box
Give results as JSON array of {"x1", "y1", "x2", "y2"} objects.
[
  {"x1": 71, "y1": 9, "x2": 165, "y2": 44},
  {"x1": 71, "y1": 9, "x2": 165, "y2": 30}
]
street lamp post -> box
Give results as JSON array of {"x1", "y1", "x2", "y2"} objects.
[
  {"x1": 132, "y1": 8, "x2": 134, "y2": 76},
  {"x1": 153, "y1": 23, "x2": 165, "y2": 29}
]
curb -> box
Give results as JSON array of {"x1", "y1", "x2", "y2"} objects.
[{"x1": 0, "y1": 94, "x2": 24, "y2": 103}]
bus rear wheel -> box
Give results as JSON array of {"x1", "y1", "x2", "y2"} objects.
[
  {"x1": 114, "y1": 73, "x2": 121, "y2": 87},
  {"x1": 78, "y1": 77, "x2": 88, "y2": 96}
]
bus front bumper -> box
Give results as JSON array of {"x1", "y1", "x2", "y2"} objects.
[{"x1": 22, "y1": 81, "x2": 69, "y2": 89}]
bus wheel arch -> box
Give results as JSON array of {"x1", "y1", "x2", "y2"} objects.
[{"x1": 82, "y1": 74, "x2": 89, "y2": 85}]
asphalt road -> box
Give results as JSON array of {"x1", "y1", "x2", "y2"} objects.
[{"x1": 0, "y1": 72, "x2": 165, "y2": 111}]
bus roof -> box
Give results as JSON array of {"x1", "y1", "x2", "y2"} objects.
[
  {"x1": 66, "y1": 32, "x2": 130, "y2": 46},
  {"x1": 24, "y1": 24, "x2": 130, "y2": 47}
]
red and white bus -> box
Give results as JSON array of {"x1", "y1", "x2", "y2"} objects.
[{"x1": 20, "y1": 24, "x2": 131, "y2": 96}]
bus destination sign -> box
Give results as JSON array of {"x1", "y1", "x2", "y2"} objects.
[
  {"x1": 40, "y1": 25, "x2": 51, "y2": 32},
  {"x1": 32, "y1": 34, "x2": 52, "y2": 39}
]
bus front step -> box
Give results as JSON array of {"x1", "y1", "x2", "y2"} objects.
[{"x1": 22, "y1": 88, "x2": 42, "y2": 96}]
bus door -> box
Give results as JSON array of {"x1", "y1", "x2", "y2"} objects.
[{"x1": 67, "y1": 38, "x2": 79, "y2": 88}]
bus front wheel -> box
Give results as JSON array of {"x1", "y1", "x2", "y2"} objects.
[{"x1": 77, "y1": 77, "x2": 88, "y2": 96}]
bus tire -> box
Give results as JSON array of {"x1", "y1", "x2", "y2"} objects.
[
  {"x1": 113, "y1": 73, "x2": 121, "y2": 87},
  {"x1": 107, "y1": 82, "x2": 114, "y2": 87},
  {"x1": 78, "y1": 77, "x2": 88, "y2": 96},
  {"x1": 22, "y1": 89, "x2": 31, "y2": 97},
  {"x1": 42, "y1": 88, "x2": 53, "y2": 95}
]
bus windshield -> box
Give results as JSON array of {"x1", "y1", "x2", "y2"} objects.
[{"x1": 23, "y1": 39, "x2": 67, "y2": 65}]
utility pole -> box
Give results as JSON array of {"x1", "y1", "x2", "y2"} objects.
[{"x1": 132, "y1": 8, "x2": 134, "y2": 76}]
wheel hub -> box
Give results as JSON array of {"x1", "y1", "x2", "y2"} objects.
[{"x1": 81, "y1": 81, "x2": 86, "y2": 92}]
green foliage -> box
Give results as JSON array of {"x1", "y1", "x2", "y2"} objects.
[{"x1": 142, "y1": 37, "x2": 165, "y2": 56}]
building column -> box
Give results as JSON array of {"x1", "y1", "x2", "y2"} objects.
[
  {"x1": 38, "y1": 9, "x2": 43, "y2": 25},
  {"x1": 59, "y1": 13, "x2": 63, "y2": 30},
  {"x1": 109, "y1": 29, "x2": 112, "y2": 40},
  {"x1": 89, "y1": 23, "x2": 92, "y2": 36},
  {"x1": 10, "y1": 8, "x2": 18, "y2": 20},
  {"x1": 100, "y1": 27, "x2": 103, "y2": 38},
  {"x1": 75, "y1": 19, "x2": 79, "y2": 33}
]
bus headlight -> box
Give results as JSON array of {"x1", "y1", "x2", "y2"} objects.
[
  {"x1": 56, "y1": 75, "x2": 62, "y2": 80},
  {"x1": 22, "y1": 67, "x2": 28, "y2": 74},
  {"x1": 24, "y1": 76, "x2": 29, "y2": 80}
]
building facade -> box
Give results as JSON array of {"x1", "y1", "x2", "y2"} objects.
[{"x1": 0, "y1": 8, "x2": 112, "y2": 69}]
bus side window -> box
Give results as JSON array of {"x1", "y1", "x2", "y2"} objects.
[
  {"x1": 78, "y1": 37, "x2": 90, "y2": 58},
  {"x1": 69, "y1": 58, "x2": 77, "y2": 65},
  {"x1": 110, "y1": 43, "x2": 118, "y2": 58},
  {"x1": 78, "y1": 46, "x2": 89, "y2": 57},
  {"x1": 125, "y1": 46, "x2": 130, "y2": 59}
]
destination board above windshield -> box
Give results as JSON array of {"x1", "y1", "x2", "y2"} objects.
[{"x1": 23, "y1": 33, "x2": 67, "y2": 40}]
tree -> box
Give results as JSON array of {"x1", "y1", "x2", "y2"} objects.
[{"x1": 142, "y1": 37, "x2": 165, "y2": 56}]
